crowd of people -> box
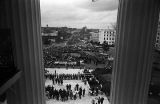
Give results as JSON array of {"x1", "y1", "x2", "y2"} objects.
[
  {"x1": 45, "y1": 73, "x2": 86, "y2": 81},
  {"x1": 89, "y1": 87, "x2": 100, "y2": 96},
  {"x1": 44, "y1": 68, "x2": 107, "y2": 104},
  {"x1": 45, "y1": 84, "x2": 86, "y2": 102},
  {"x1": 86, "y1": 77, "x2": 103, "y2": 96},
  {"x1": 91, "y1": 96, "x2": 104, "y2": 104},
  {"x1": 43, "y1": 46, "x2": 84, "y2": 68}
]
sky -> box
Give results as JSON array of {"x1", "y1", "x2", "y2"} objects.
[{"x1": 40, "y1": 0, "x2": 118, "y2": 29}]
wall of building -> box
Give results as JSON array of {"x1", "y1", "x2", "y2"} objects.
[
  {"x1": 99, "y1": 29, "x2": 116, "y2": 45},
  {"x1": 90, "y1": 32, "x2": 99, "y2": 42}
]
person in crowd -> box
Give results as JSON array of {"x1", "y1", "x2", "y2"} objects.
[
  {"x1": 55, "y1": 70, "x2": 56, "y2": 75},
  {"x1": 66, "y1": 90, "x2": 69, "y2": 100},
  {"x1": 75, "y1": 84, "x2": 79, "y2": 91},
  {"x1": 55, "y1": 89, "x2": 59, "y2": 100},
  {"x1": 66, "y1": 84, "x2": 69, "y2": 90},
  {"x1": 73, "y1": 91, "x2": 77, "y2": 100},
  {"x1": 59, "y1": 89, "x2": 62, "y2": 101},
  {"x1": 91, "y1": 87, "x2": 95, "y2": 95},
  {"x1": 70, "y1": 90, "x2": 73, "y2": 100},
  {"x1": 91, "y1": 99, "x2": 95, "y2": 104},
  {"x1": 62, "y1": 89, "x2": 66, "y2": 101},
  {"x1": 97, "y1": 97, "x2": 101, "y2": 104},
  {"x1": 84, "y1": 79, "x2": 87, "y2": 85},
  {"x1": 100, "y1": 97, "x2": 104, "y2": 104},
  {"x1": 78, "y1": 87, "x2": 82, "y2": 99},
  {"x1": 96, "y1": 87, "x2": 99, "y2": 96},
  {"x1": 83, "y1": 88, "x2": 85, "y2": 97},
  {"x1": 52, "y1": 79, "x2": 55, "y2": 85},
  {"x1": 69, "y1": 84, "x2": 71, "y2": 90}
]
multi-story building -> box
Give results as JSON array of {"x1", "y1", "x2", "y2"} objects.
[
  {"x1": 155, "y1": 14, "x2": 160, "y2": 50},
  {"x1": 99, "y1": 29, "x2": 116, "y2": 45},
  {"x1": 90, "y1": 32, "x2": 99, "y2": 42},
  {"x1": 41, "y1": 30, "x2": 58, "y2": 44}
]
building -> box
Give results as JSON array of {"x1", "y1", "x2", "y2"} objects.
[
  {"x1": 99, "y1": 29, "x2": 116, "y2": 45},
  {"x1": 155, "y1": 14, "x2": 160, "y2": 50},
  {"x1": 90, "y1": 32, "x2": 99, "y2": 42},
  {"x1": 41, "y1": 30, "x2": 58, "y2": 44}
]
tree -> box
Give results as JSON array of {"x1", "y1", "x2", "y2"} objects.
[{"x1": 102, "y1": 41, "x2": 109, "y2": 52}]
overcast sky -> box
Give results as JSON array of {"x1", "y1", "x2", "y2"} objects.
[{"x1": 40, "y1": 0, "x2": 118, "y2": 29}]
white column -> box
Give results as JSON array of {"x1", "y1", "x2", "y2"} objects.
[
  {"x1": 111, "y1": 0, "x2": 160, "y2": 104},
  {"x1": 6, "y1": 0, "x2": 45, "y2": 104}
]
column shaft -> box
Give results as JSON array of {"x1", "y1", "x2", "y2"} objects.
[
  {"x1": 6, "y1": 0, "x2": 45, "y2": 104},
  {"x1": 111, "y1": 0, "x2": 160, "y2": 104}
]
